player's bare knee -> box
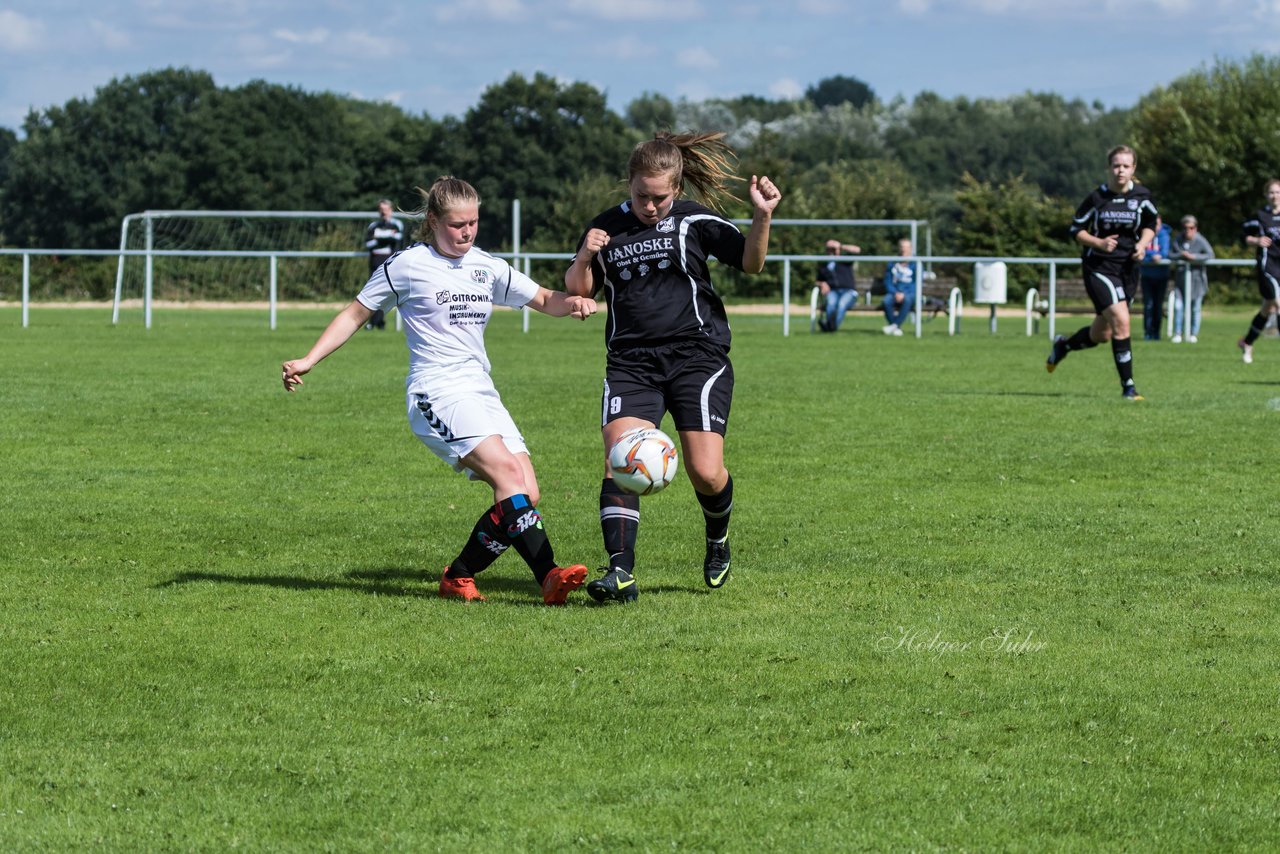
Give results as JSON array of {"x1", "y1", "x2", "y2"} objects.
[{"x1": 686, "y1": 464, "x2": 727, "y2": 494}]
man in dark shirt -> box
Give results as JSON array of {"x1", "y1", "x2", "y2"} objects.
[{"x1": 815, "y1": 239, "x2": 861, "y2": 332}]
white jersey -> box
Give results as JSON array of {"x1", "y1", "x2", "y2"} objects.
[{"x1": 356, "y1": 242, "x2": 540, "y2": 395}]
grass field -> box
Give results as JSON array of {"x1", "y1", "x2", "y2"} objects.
[{"x1": 2, "y1": 305, "x2": 1278, "y2": 851}]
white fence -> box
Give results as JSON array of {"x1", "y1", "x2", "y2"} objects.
[{"x1": 2, "y1": 246, "x2": 1255, "y2": 339}]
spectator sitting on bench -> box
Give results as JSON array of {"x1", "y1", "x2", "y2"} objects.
[
  {"x1": 815, "y1": 238, "x2": 861, "y2": 332},
  {"x1": 883, "y1": 238, "x2": 917, "y2": 336}
]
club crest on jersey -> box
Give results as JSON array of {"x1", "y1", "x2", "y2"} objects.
[
  {"x1": 657, "y1": 216, "x2": 675, "y2": 233},
  {"x1": 1127, "y1": 199, "x2": 1139, "y2": 210},
  {"x1": 471, "y1": 269, "x2": 489, "y2": 284}
]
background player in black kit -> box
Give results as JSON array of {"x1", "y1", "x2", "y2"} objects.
[
  {"x1": 1047, "y1": 144, "x2": 1157, "y2": 400},
  {"x1": 363, "y1": 199, "x2": 404, "y2": 330},
  {"x1": 564, "y1": 131, "x2": 782, "y2": 602},
  {"x1": 1236, "y1": 179, "x2": 1280, "y2": 364}
]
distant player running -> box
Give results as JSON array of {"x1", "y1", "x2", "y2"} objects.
[
  {"x1": 1047, "y1": 144, "x2": 1157, "y2": 400},
  {"x1": 565, "y1": 131, "x2": 781, "y2": 602},
  {"x1": 282, "y1": 177, "x2": 597, "y2": 605},
  {"x1": 1236, "y1": 179, "x2": 1280, "y2": 364}
]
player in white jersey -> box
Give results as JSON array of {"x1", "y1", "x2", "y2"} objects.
[{"x1": 282, "y1": 177, "x2": 598, "y2": 605}]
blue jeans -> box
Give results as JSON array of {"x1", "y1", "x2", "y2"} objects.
[
  {"x1": 1141, "y1": 277, "x2": 1167, "y2": 340},
  {"x1": 824, "y1": 288, "x2": 858, "y2": 331},
  {"x1": 883, "y1": 292, "x2": 915, "y2": 327},
  {"x1": 1172, "y1": 291, "x2": 1202, "y2": 337}
]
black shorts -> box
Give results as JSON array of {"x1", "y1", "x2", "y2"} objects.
[
  {"x1": 1257, "y1": 261, "x2": 1280, "y2": 301},
  {"x1": 1083, "y1": 262, "x2": 1139, "y2": 313},
  {"x1": 602, "y1": 342, "x2": 734, "y2": 435}
]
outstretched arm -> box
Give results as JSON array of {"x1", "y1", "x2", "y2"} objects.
[
  {"x1": 742, "y1": 175, "x2": 782, "y2": 274},
  {"x1": 281, "y1": 300, "x2": 375, "y2": 392},
  {"x1": 526, "y1": 287, "x2": 598, "y2": 321}
]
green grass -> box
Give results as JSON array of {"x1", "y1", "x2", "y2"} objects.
[{"x1": 2, "y1": 306, "x2": 1278, "y2": 851}]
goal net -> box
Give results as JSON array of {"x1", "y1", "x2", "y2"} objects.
[{"x1": 112, "y1": 210, "x2": 422, "y2": 313}]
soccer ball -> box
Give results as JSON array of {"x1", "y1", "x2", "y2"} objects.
[{"x1": 608, "y1": 428, "x2": 679, "y2": 496}]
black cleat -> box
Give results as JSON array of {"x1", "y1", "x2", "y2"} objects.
[
  {"x1": 1046, "y1": 335, "x2": 1067, "y2": 373},
  {"x1": 703, "y1": 539, "x2": 731, "y2": 588},
  {"x1": 586, "y1": 566, "x2": 638, "y2": 603},
  {"x1": 1122, "y1": 386, "x2": 1145, "y2": 401}
]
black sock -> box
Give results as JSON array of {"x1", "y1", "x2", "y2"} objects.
[
  {"x1": 696, "y1": 474, "x2": 734, "y2": 542},
  {"x1": 1245, "y1": 313, "x2": 1268, "y2": 345},
  {"x1": 1066, "y1": 326, "x2": 1097, "y2": 351},
  {"x1": 1111, "y1": 336, "x2": 1135, "y2": 389},
  {"x1": 600, "y1": 478, "x2": 639, "y2": 573},
  {"x1": 448, "y1": 505, "x2": 510, "y2": 578},
  {"x1": 496, "y1": 494, "x2": 555, "y2": 583}
]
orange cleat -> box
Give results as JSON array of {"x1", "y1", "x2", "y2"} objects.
[
  {"x1": 439, "y1": 568, "x2": 486, "y2": 602},
  {"x1": 541, "y1": 564, "x2": 588, "y2": 605}
]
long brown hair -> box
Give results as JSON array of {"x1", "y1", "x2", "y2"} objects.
[
  {"x1": 414, "y1": 176, "x2": 480, "y2": 243},
  {"x1": 628, "y1": 131, "x2": 741, "y2": 212}
]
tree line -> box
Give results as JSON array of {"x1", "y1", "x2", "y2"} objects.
[{"x1": 2, "y1": 56, "x2": 1277, "y2": 300}]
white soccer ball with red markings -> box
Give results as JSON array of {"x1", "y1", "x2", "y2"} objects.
[{"x1": 608, "y1": 428, "x2": 679, "y2": 496}]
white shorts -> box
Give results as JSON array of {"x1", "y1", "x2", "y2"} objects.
[{"x1": 406, "y1": 383, "x2": 527, "y2": 480}]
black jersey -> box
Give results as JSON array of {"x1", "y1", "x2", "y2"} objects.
[
  {"x1": 365, "y1": 217, "x2": 405, "y2": 258},
  {"x1": 575, "y1": 199, "x2": 747, "y2": 352},
  {"x1": 1070, "y1": 183, "x2": 1158, "y2": 268},
  {"x1": 1243, "y1": 207, "x2": 1280, "y2": 269}
]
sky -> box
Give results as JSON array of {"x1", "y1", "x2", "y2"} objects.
[{"x1": 0, "y1": 0, "x2": 1277, "y2": 133}]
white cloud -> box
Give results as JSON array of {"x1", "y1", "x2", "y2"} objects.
[
  {"x1": 676, "y1": 46, "x2": 718, "y2": 70},
  {"x1": 87, "y1": 20, "x2": 132, "y2": 51},
  {"x1": 341, "y1": 30, "x2": 401, "y2": 58},
  {"x1": 769, "y1": 78, "x2": 804, "y2": 99},
  {"x1": 564, "y1": 0, "x2": 701, "y2": 20},
  {"x1": 435, "y1": 0, "x2": 527, "y2": 22},
  {"x1": 274, "y1": 28, "x2": 330, "y2": 45},
  {"x1": 898, "y1": 0, "x2": 931, "y2": 13},
  {"x1": 796, "y1": 0, "x2": 848, "y2": 13},
  {"x1": 0, "y1": 10, "x2": 46, "y2": 51},
  {"x1": 235, "y1": 33, "x2": 292, "y2": 70}
]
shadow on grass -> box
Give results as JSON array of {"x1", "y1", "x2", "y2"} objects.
[
  {"x1": 157, "y1": 569, "x2": 433, "y2": 599},
  {"x1": 940, "y1": 390, "x2": 1069, "y2": 398},
  {"x1": 1236, "y1": 380, "x2": 1280, "y2": 387},
  {"x1": 156, "y1": 568, "x2": 705, "y2": 605}
]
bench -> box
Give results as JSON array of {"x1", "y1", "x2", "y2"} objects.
[{"x1": 808, "y1": 280, "x2": 954, "y2": 333}]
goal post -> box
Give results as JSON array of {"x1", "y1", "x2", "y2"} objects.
[{"x1": 112, "y1": 210, "x2": 424, "y2": 327}]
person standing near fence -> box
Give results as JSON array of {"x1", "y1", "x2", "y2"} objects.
[
  {"x1": 564, "y1": 131, "x2": 781, "y2": 602},
  {"x1": 1047, "y1": 144, "x2": 1157, "y2": 400},
  {"x1": 363, "y1": 199, "x2": 404, "y2": 330},
  {"x1": 282, "y1": 177, "x2": 598, "y2": 605},
  {"x1": 1169, "y1": 215, "x2": 1214, "y2": 344},
  {"x1": 816, "y1": 239, "x2": 862, "y2": 332},
  {"x1": 1139, "y1": 215, "x2": 1171, "y2": 340},
  {"x1": 882, "y1": 238, "x2": 917, "y2": 336},
  {"x1": 1236, "y1": 180, "x2": 1280, "y2": 364}
]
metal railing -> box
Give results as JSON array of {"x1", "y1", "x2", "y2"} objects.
[{"x1": 2, "y1": 247, "x2": 1257, "y2": 337}]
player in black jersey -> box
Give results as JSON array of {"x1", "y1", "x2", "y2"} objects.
[
  {"x1": 1236, "y1": 179, "x2": 1280, "y2": 364},
  {"x1": 364, "y1": 199, "x2": 404, "y2": 330},
  {"x1": 1047, "y1": 145, "x2": 1157, "y2": 400},
  {"x1": 565, "y1": 131, "x2": 782, "y2": 602}
]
